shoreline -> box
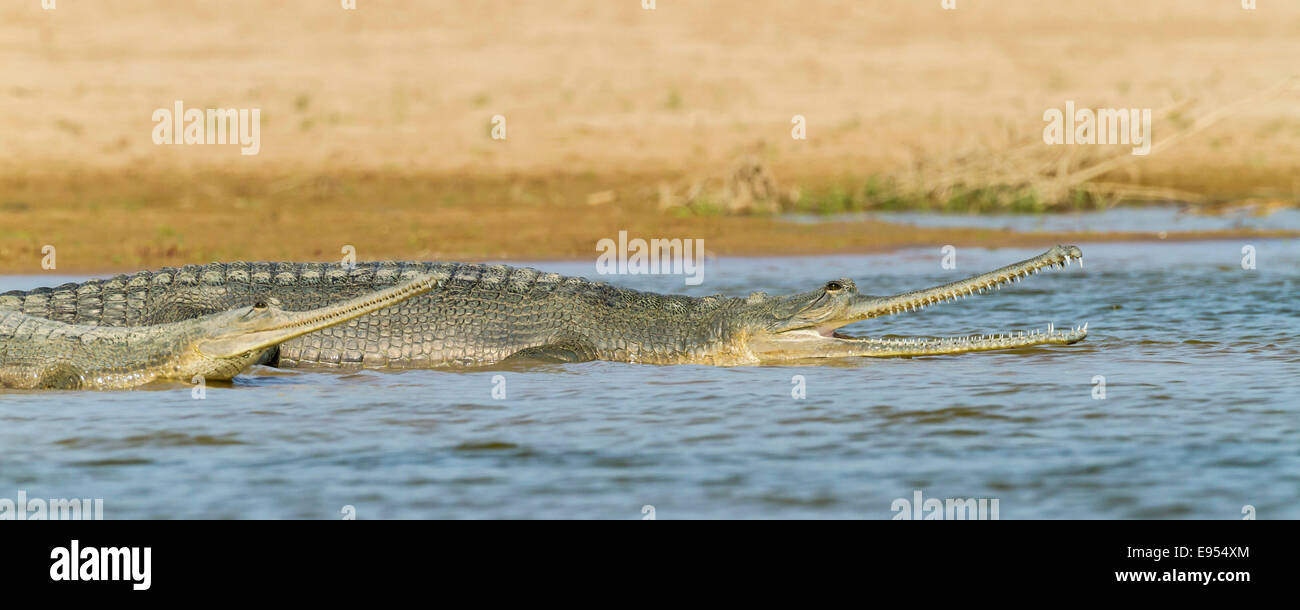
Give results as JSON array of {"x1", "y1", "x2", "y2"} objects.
[
  {"x1": 3, "y1": 229, "x2": 1293, "y2": 276},
  {"x1": 2, "y1": 168, "x2": 1296, "y2": 274}
]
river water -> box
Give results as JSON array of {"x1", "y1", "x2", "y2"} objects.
[
  {"x1": 1, "y1": 239, "x2": 1297, "y2": 519},
  {"x1": 784, "y1": 205, "x2": 1300, "y2": 233}
]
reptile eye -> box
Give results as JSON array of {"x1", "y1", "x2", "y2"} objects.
[
  {"x1": 825, "y1": 281, "x2": 843, "y2": 291},
  {"x1": 253, "y1": 300, "x2": 268, "y2": 309}
]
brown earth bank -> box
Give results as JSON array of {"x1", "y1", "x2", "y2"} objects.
[
  {"x1": 4, "y1": 1, "x2": 1300, "y2": 273},
  {"x1": 2, "y1": 170, "x2": 1294, "y2": 275}
]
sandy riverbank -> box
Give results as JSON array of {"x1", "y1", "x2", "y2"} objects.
[
  {"x1": 3, "y1": 1, "x2": 1298, "y2": 272},
  {"x1": 1, "y1": 170, "x2": 1293, "y2": 274}
]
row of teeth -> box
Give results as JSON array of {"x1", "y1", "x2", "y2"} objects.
[
  {"x1": 288, "y1": 276, "x2": 435, "y2": 328},
  {"x1": 883, "y1": 253, "x2": 1082, "y2": 316},
  {"x1": 871, "y1": 323, "x2": 1089, "y2": 346}
]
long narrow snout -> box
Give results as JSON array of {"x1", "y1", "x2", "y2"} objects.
[
  {"x1": 198, "y1": 272, "x2": 442, "y2": 358},
  {"x1": 834, "y1": 245, "x2": 1084, "y2": 330},
  {"x1": 747, "y1": 245, "x2": 1088, "y2": 362}
]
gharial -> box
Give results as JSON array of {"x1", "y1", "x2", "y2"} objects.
[
  {"x1": 0, "y1": 245, "x2": 1087, "y2": 377},
  {"x1": 0, "y1": 273, "x2": 440, "y2": 389}
]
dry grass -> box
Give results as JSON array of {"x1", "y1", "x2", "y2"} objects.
[{"x1": 1, "y1": 170, "x2": 1294, "y2": 274}]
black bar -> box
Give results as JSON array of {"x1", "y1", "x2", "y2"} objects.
[{"x1": 1, "y1": 521, "x2": 1280, "y2": 597}]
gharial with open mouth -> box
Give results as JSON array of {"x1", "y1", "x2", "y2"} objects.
[
  {"x1": 1, "y1": 246, "x2": 1088, "y2": 369},
  {"x1": 743, "y1": 245, "x2": 1088, "y2": 361}
]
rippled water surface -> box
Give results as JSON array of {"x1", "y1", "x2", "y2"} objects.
[
  {"x1": 2, "y1": 240, "x2": 1297, "y2": 519},
  {"x1": 784, "y1": 205, "x2": 1300, "y2": 233}
]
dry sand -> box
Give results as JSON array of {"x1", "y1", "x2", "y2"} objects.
[{"x1": 2, "y1": 1, "x2": 1298, "y2": 272}]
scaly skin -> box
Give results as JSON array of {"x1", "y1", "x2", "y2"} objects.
[
  {"x1": 0, "y1": 273, "x2": 439, "y2": 389},
  {"x1": 0, "y1": 246, "x2": 1088, "y2": 368}
]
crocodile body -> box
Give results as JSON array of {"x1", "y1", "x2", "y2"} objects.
[
  {"x1": 0, "y1": 246, "x2": 1090, "y2": 370},
  {"x1": 0, "y1": 273, "x2": 440, "y2": 389}
]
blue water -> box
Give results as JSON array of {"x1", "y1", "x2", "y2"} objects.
[
  {"x1": 1, "y1": 240, "x2": 1297, "y2": 519},
  {"x1": 783, "y1": 205, "x2": 1300, "y2": 233}
]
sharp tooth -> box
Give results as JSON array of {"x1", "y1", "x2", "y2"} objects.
[{"x1": 1048, "y1": 322, "x2": 1054, "y2": 334}]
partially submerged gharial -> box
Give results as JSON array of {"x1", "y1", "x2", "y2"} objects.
[
  {"x1": 0, "y1": 274, "x2": 440, "y2": 389},
  {"x1": 1, "y1": 245, "x2": 1087, "y2": 374}
]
